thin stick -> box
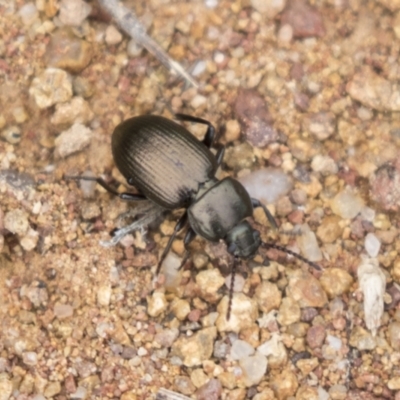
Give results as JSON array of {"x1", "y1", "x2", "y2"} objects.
[{"x1": 97, "y1": 0, "x2": 198, "y2": 88}]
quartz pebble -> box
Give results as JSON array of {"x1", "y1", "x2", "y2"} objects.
[
  {"x1": 59, "y1": 0, "x2": 91, "y2": 26},
  {"x1": 240, "y1": 353, "x2": 268, "y2": 387},
  {"x1": 29, "y1": 68, "x2": 73, "y2": 109},
  {"x1": 296, "y1": 224, "x2": 323, "y2": 262},
  {"x1": 97, "y1": 285, "x2": 112, "y2": 306},
  {"x1": 45, "y1": 28, "x2": 92, "y2": 73},
  {"x1": 357, "y1": 257, "x2": 386, "y2": 336},
  {"x1": 331, "y1": 188, "x2": 364, "y2": 219},
  {"x1": 54, "y1": 123, "x2": 92, "y2": 158},
  {"x1": 230, "y1": 339, "x2": 255, "y2": 360},
  {"x1": 18, "y1": 2, "x2": 38, "y2": 26},
  {"x1": 240, "y1": 168, "x2": 292, "y2": 204},
  {"x1": 364, "y1": 232, "x2": 381, "y2": 257}
]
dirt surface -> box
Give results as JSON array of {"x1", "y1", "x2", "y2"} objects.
[{"x1": 2, "y1": 0, "x2": 400, "y2": 399}]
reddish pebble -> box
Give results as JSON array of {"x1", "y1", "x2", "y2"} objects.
[
  {"x1": 281, "y1": 0, "x2": 325, "y2": 38},
  {"x1": 188, "y1": 309, "x2": 201, "y2": 322},
  {"x1": 196, "y1": 379, "x2": 222, "y2": 400},
  {"x1": 306, "y1": 325, "x2": 326, "y2": 349}
]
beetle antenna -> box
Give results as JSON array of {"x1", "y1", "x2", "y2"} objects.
[
  {"x1": 261, "y1": 242, "x2": 322, "y2": 271},
  {"x1": 227, "y1": 256, "x2": 239, "y2": 320}
]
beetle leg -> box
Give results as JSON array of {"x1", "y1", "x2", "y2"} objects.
[
  {"x1": 215, "y1": 146, "x2": 225, "y2": 167},
  {"x1": 178, "y1": 228, "x2": 197, "y2": 270},
  {"x1": 251, "y1": 198, "x2": 278, "y2": 230},
  {"x1": 175, "y1": 113, "x2": 216, "y2": 148},
  {"x1": 227, "y1": 256, "x2": 240, "y2": 320},
  {"x1": 156, "y1": 212, "x2": 188, "y2": 274},
  {"x1": 65, "y1": 176, "x2": 147, "y2": 201}
]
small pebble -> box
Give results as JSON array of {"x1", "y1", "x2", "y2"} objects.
[
  {"x1": 230, "y1": 339, "x2": 255, "y2": 360},
  {"x1": 196, "y1": 379, "x2": 222, "y2": 400},
  {"x1": 270, "y1": 370, "x2": 298, "y2": 399},
  {"x1": 296, "y1": 224, "x2": 323, "y2": 262},
  {"x1": 240, "y1": 353, "x2": 268, "y2": 387},
  {"x1": 311, "y1": 154, "x2": 338, "y2": 175},
  {"x1": 196, "y1": 269, "x2": 225, "y2": 303},
  {"x1": 18, "y1": 2, "x2": 38, "y2": 26},
  {"x1": 174, "y1": 376, "x2": 196, "y2": 395},
  {"x1": 331, "y1": 188, "x2": 364, "y2": 219},
  {"x1": 4, "y1": 209, "x2": 29, "y2": 236},
  {"x1": 255, "y1": 281, "x2": 282, "y2": 314},
  {"x1": 97, "y1": 285, "x2": 112, "y2": 306},
  {"x1": 287, "y1": 269, "x2": 327, "y2": 308},
  {"x1": 54, "y1": 303, "x2": 74, "y2": 319},
  {"x1": 320, "y1": 268, "x2": 353, "y2": 299},
  {"x1": 59, "y1": 0, "x2": 91, "y2": 26},
  {"x1": 54, "y1": 123, "x2": 92, "y2": 158},
  {"x1": 29, "y1": 68, "x2": 73, "y2": 109},
  {"x1": 105, "y1": 25, "x2": 123, "y2": 45},
  {"x1": 224, "y1": 119, "x2": 241, "y2": 142},
  {"x1": 364, "y1": 232, "x2": 381, "y2": 257},
  {"x1": 20, "y1": 228, "x2": 39, "y2": 251},
  {"x1": 51, "y1": 96, "x2": 93, "y2": 126},
  {"x1": 277, "y1": 297, "x2": 301, "y2": 326},
  {"x1": 170, "y1": 327, "x2": 217, "y2": 367},
  {"x1": 240, "y1": 168, "x2": 292, "y2": 204},
  {"x1": 147, "y1": 292, "x2": 168, "y2": 317},
  {"x1": 22, "y1": 351, "x2": 38, "y2": 366}
]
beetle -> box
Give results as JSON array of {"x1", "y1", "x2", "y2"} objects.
[{"x1": 67, "y1": 114, "x2": 320, "y2": 318}]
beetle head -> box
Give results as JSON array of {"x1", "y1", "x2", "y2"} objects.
[{"x1": 226, "y1": 221, "x2": 261, "y2": 259}]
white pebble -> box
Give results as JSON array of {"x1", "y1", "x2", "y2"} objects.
[
  {"x1": 54, "y1": 123, "x2": 92, "y2": 158},
  {"x1": 22, "y1": 351, "x2": 38, "y2": 366},
  {"x1": 225, "y1": 274, "x2": 245, "y2": 292},
  {"x1": 59, "y1": 0, "x2": 91, "y2": 26},
  {"x1": 297, "y1": 224, "x2": 323, "y2": 262},
  {"x1": 105, "y1": 25, "x2": 123, "y2": 45},
  {"x1": 137, "y1": 347, "x2": 148, "y2": 356},
  {"x1": 278, "y1": 24, "x2": 293, "y2": 43},
  {"x1": 190, "y1": 94, "x2": 207, "y2": 109},
  {"x1": 18, "y1": 3, "x2": 39, "y2": 26},
  {"x1": 239, "y1": 353, "x2": 268, "y2": 387},
  {"x1": 358, "y1": 256, "x2": 386, "y2": 336},
  {"x1": 326, "y1": 335, "x2": 342, "y2": 351},
  {"x1": 240, "y1": 168, "x2": 292, "y2": 204},
  {"x1": 311, "y1": 154, "x2": 338, "y2": 175},
  {"x1": 331, "y1": 187, "x2": 364, "y2": 219},
  {"x1": 4, "y1": 209, "x2": 29, "y2": 236},
  {"x1": 97, "y1": 285, "x2": 112, "y2": 306},
  {"x1": 127, "y1": 39, "x2": 143, "y2": 57},
  {"x1": 230, "y1": 340, "x2": 255, "y2": 360},
  {"x1": 192, "y1": 61, "x2": 207, "y2": 77},
  {"x1": 364, "y1": 233, "x2": 381, "y2": 258}
]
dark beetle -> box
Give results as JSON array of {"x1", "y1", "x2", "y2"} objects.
[{"x1": 68, "y1": 114, "x2": 320, "y2": 318}]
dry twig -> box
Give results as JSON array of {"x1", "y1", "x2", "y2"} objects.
[{"x1": 98, "y1": 0, "x2": 198, "y2": 88}]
